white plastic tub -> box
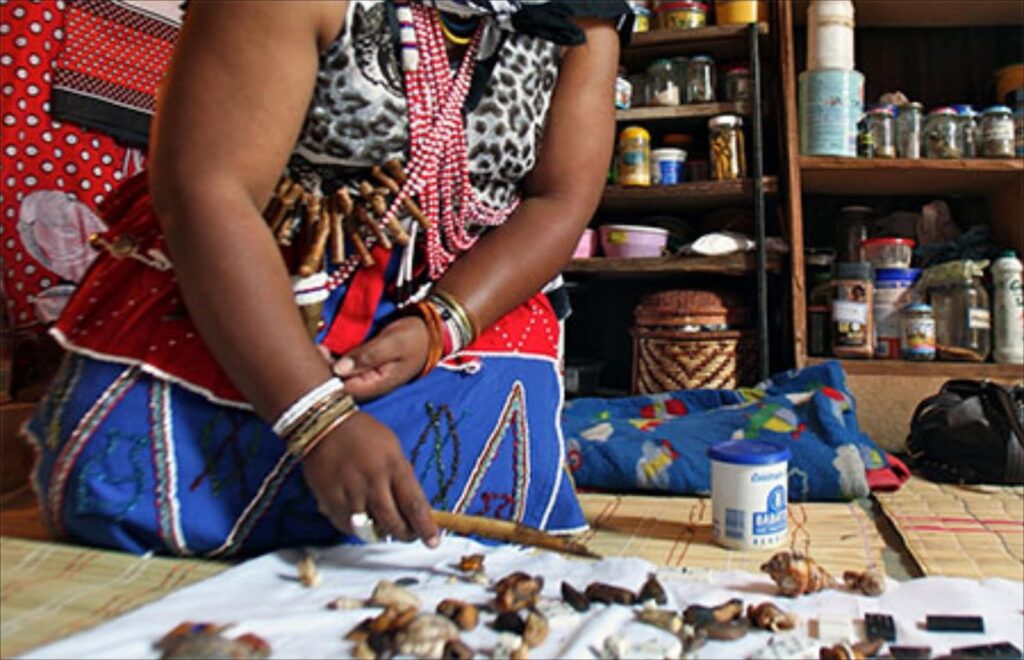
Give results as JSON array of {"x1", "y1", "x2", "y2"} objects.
[{"x1": 708, "y1": 440, "x2": 790, "y2": 550}]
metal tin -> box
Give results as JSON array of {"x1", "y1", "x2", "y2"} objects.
[{"x1": 799, "y1": 69, "x2": 865, "y2": 157}]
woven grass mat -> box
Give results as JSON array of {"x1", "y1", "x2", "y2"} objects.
[
  {"x1": 0, "y1": 536, "x2": 226, "y2": 658},
  {"x1": 576, "y1": 493, "x2": 886, "y2": 577},
  {"x1": 875, "y1": 477, "x2": 1024, "y2": 580}
]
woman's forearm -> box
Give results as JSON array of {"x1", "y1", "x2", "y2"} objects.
[{"x1": 155, "y1": 181, "x2": 334, "y2": 420}]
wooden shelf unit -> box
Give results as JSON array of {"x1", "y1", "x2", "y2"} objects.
[
  {"x1": 808, "y1": 358, "x2": 1023, "y2": 380},
  {"x1": 622, "y1": 23, "x2": 770, "y2": 64},
  {"x1": 616, "y1": 102, "x2": 748, "y2": 123},
  {"x1": 800, "y1": 157, "x2": 1024, "y2": 196},
  {"x1": 600, "y1": 177, "x2": 778, "y2": 213},
  {"x1": 564, "y1": 253, "x2": 783, "y2": 279}
]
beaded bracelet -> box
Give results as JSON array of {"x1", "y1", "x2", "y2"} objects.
[{"x1": 272, "y1": 377, "x2": 344, "y2": 436}]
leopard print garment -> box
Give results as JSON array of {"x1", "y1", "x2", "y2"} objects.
[{"x1": 292, "y1": 0, "x2": 561, "y2": 209}]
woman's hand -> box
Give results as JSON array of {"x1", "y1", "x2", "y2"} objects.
[
  {"x1": 331, "y1": 316, "x2": 429, "y2": 401},
  {"x1": 302, "y1": 410, "x2": 439, "y2": 545}
]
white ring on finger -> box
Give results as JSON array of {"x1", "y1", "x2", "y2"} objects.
[{"x1": 350, "y1": 512, "x2": 378, "y2": 543}]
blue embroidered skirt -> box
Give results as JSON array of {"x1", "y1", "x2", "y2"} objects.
[{"x1": 26, "y1": 351, "x2": 585, "y2": 557}]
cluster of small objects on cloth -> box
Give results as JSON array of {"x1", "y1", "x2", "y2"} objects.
[{"x1": 152, "y1": 550, "x2": 1019, "y2": 660}]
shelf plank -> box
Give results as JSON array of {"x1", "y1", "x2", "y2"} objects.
[
  {"x1": 564, "y1": 253, "x2": 782, "y2": 278},
  {"x1": 616, "y1": 102, "x2": 748, "y2": 123},
  {"x1": 600, "y1": 177, "x2": 778, "y2": 213},
  {"x1": 809, "y1": 357, "x2": 1024, "y2": 381},
  {"x1": 800, "y1": 156, "x2": 1024, "y2": 196},
  {"x1": 793, "y1": 0, "x2": 1023, "y2": 27},
  {"x1": 622, "y1": 23, "x2": 769, "y2": 63}
]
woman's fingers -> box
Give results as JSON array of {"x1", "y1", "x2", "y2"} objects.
[
  {"x1": 392, "y1": 464, "x2": 440, "y2": 547},
  {"x1": 367, "y1": 479, "x2": 414, "y2": 541}
]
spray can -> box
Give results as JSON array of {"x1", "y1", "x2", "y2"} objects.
[{"x1": 992, "y1": 250, "x2": 1024, "y2": 365}]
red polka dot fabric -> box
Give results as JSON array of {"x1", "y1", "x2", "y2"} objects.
[{"x1": 1, "y1": 0, "x2": 137, "y2": 330}]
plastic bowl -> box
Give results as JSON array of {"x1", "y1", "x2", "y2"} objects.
[
  {"x1": 600, "y1": 224, "x2": 669, "y2": 258},
  {"x1": 861, "y1": 237, "x2": 915, "y2": 269},
  {"x1": 572, "y1": 228, "x2": 597, "y2": 259}
]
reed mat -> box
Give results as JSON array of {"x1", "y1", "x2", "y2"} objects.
[
  {"x1": 0, "y1": 537, "x2": 226, "y2": 657},
  {"x1": 576, "y1": 493, "x2": 886, "y2": 577},
  {"x1": 875, "y1": 477, "x2": 1024, "y2": 580}
]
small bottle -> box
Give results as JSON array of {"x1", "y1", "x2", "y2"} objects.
[
  {"x1": 685, "y1": 55, "x2": 716, "y2": 103},
  {"x1": 708, "y1": 114, "x2": 746, "y2": 180},
  {"x1": 952, "y1": 104, "x2": 978, "y2": 158},
  {"x1": 808, "y1": 270, "x2": 833, "y2": 356},
  {"x1": 832, "y1": 261, "x2": 875, "y2": 359},
  {"x1": 992, "y1": 250, "x2": 1024, "y2": 365},
  {"x1": 896, "y1": 102, "x2": 923, "y2": 159},
  {"x1": 924, "y1": 107, "x2": 961, "y2": 158},
  {"x1": 647, "y1": 59, "x2": 681, "y2": 106},
  {"x1": 617, "y1": 126, "x2": 651, "y2": 187},
  {"x1": 900, "y1": 303, "x2": 936, "y2": 361},
  {"x1": 865, "y1": 106, "x2": 896, "y2": 158},
  {"x1": 979, "y1": 105, "x2": 1016, "y2": 158},
  {"x1": 724, "y1": 66, "x2": 752, "y2": 103}
]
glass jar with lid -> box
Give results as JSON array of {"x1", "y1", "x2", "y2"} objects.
[
  {"x1": 900, "y1": 303, "x2": 936, "y2": 361},
  {"x1": 685, "y1": 55, "x2": 716, "y2": 103},
  {"x1": 979, "y1": 105, "x2": 1015, "y2": 158},
  {"x1": 647, "y1": 59, "x2": 681, "y2": 106},
  {"x1": 724, "y1": 66, "x2": 752, "y2": 103},
  {"x1": 896, "y1": 102, "x2": 923, "y2": 159},
  {"x1": 930, "y1": 265, "x2": 991, "y2": 361},
  {"x1": 923, "y1": 107, "x2": 961, "y2": 158},
  {"x1": 864, "y1": 106, "x2": 896, "y2": 158},
  {"x1": 952, "y1": 105, "x2": 978, "y2": 158},
  {"x1": 708, "y1": 114, "x2": 746, "y2": 180}
]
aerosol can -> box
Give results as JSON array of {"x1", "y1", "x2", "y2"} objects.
[{"x1": 992, "y1": 250, "x2": 1024, "y2": 365}]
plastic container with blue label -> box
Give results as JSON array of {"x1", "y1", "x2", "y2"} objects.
[
  {"x1": 708, "y1": 440, "x2": 790, "y2": 550},
  {"x1": 798, "y1": 69, "x2": 864, "y2": 157}
]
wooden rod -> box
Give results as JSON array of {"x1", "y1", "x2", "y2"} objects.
[{"x1": 432, "y1": 510, "x2": 600, "y2": 560}]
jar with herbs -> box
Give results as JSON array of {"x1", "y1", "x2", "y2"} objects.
[
  {"x1": 979, "y1": 105, "x2": 1015, "y2": 158},
  {"x1": 896, "y1": 102, "x2": 922, "y2": 158},
  {"x1": 617, "y1": 126, "x2": 651, "y2": 187},
  {"x1": 724, "y1": 66, "x2": 752, "y2": 103},
  {"x1": 924, "y1": 107, "x2": 961, "y2": 158},
  {"x1": 647, "y1": 59, "x2": 681, "y2": 107},
  {"x1": 708, "y1": 114, "x2": 746, "y2": 180},
  {"x1": 929, "y1": 262, "x2": 991, "y2": 362},
  {"x1": 686, "y1": 55, "x2": 716, "y2": 103},
  {"x1": 864, "y1": 106, "x2": 896, "y2": 158},
  {"x1": 655, "y1": 1, "x2": 708, "y2": 29},
  {"x1": 952, "y1": 105, "x2": 978, "y2": 158},
  {"x1": 832, "y1": 261, "x2": 874, "y2": 358}
]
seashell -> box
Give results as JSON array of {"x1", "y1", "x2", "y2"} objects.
[
  {"x1": 560, "y1": 582, "x2": 590, "y2": 612},
  {"x1": 436, "y1": 599, "x2": 478, "y2": 631},
  {"x1": 636, "y1": 573, "x2": 668, "y2": 605},
  {"x1": 327, "y1": 596, "x2": 366, "y2": 610},
  {"x1": 683, "y1": 598, "x2": 743, "y2": 628},
  {"x1": 747, "y1": 601, "x2": 799, "y2": 632},
  {"x1": 369, "y1": 580, "x2": 422, "y2": 611},
  {"x1": 394, "y1": 614, "x2": 459, "y2": 659},
  {"x1": 636, "y1": 607, "x2": 683, "y2": 634},
  {"x1": 458, "y1": 554, "x2": 485, "y2": 573},
  {"x1": 494, "y1": 574, "x2": 543, "y2": 613},
  {"x1": 297, "y1": 554, "x2": 320, "y2": 588},
  {"x1": 522, "y1": 612, "x2": 549, "y2": 649},
  {"x1": 842, "y1": 569, "x2": 885, "y2": 597},
  {"x1": 584, "y1": 583, "x2": 635, "y2": 606},
  {"x1": 443, "y1": 639, "x2": 474, "y2": 660},
  {"x1": 760, "y1": 551, "x2": 836, "y2": 597}
]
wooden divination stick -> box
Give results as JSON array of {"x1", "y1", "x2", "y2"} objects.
[{"x1": 432, "y1": 510, "x2": 601, "y2": 560}]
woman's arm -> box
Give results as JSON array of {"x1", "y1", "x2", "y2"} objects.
[
  {"x1": 338, "y1": 18, "x2": 620, "y2": 399},
  {"x1": 149, "y1": 1, "x2": 437, "y2": 544}
]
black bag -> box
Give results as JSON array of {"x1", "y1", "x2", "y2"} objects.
[{"x1": 905, "y1": 379, "x2": 1024, "y2": 485}]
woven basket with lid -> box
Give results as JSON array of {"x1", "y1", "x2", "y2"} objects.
[{"x1": 631, "y1": 289, "x2": 756, "y2": 393}]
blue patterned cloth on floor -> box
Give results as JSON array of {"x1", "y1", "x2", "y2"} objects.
[{"x1": 561, "y1": 361, "x2": 890, "y2": 501}]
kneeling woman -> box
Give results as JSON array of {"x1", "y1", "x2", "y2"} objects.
[{"x1": 27, "y1": 0, "x2": 627, "y2": 557}]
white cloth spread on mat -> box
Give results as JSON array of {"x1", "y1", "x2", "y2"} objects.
[{"x1": 22, "y1": 537, "x2": 1024, "y2": 659}]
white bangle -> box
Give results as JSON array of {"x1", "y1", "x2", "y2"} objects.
[{"x1": 272, "y1": 377, "x2": 344, "y2": 436}]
